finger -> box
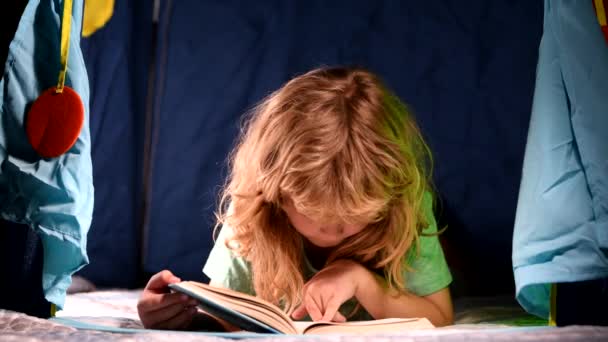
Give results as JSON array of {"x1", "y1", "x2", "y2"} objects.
[
  {"x1": 145, "y1": 301, "x2": 196, "y2": 328},
  {"x1": 291, "y1": 304, "x2": 307, "y2": 320},
  {"x1": 147, "y1": 270, "x2": 181, "y2": 292},
  {"x1": 156, "y1": 306, "x2": 197, "y2": 330},
  {"x1": 321, "y1": 297, "x2": 343, "y2": 322},
  {"x1": 305, "y1": 296, "x2": 324, "y2": 321},
  {"x1": 332, "y1": 311, "x2": 347, "y2": 323}
]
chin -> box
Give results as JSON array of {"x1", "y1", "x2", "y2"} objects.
[{"x1": 308, "y1": 238, "x2": 342, "y2": 248}]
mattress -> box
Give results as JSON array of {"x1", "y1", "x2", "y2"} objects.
[{"x1": 2, "y1": 289, "x2": 608, "y2": 341}]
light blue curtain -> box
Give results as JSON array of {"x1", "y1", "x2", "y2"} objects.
[
  {"x1": 513, "y1": 0, "x2": 608, "y2": 318},
  {"x1": 0, "y1": 0, "x2": 92, "y2": 309}
]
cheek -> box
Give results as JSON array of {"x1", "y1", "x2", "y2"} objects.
[
  {"x1": 344, "y1": 224, "x2": 367, "y2": 237},
  {"x1": 283, "y1": 207, "x2": 317, "y2": 234},
  {"x1": 299, "y1": 219, "x2": 321, "y2": 236}
]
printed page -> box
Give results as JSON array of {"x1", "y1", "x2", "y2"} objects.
[{"x1": 300, "y1": 318, "x2": 434, "y2": 335}]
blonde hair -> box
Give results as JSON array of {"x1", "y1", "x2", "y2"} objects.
[{"x1": 215, "y1": 66, "x2": 434, "y2": 313}]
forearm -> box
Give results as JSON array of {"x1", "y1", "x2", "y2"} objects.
[{"x1": 355, "y1": 272, "x2": 453, "y2": 327}]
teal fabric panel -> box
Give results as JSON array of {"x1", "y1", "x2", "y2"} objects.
[
  {"x1": 0, "y1": 0, "x2": 93, "y2": 309},
  {"x1": 513, "y1": 0, "x2": 608, "y2": 318}
]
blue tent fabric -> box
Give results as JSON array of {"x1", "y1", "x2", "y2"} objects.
[
  {"x1": 0, "y1": 0, "x2": 92, "y2": 309},
  {"x1": 513, "y1": 0, "x2": 608, "y2": 319},
  {"x1": 74, "y1": 0, "x2": 143, "y2": 288},
  {"x1": 79, "y1": 0, "x2": 543, "y2": 294}
]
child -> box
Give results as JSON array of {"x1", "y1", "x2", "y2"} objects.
[{"x1": 137, "y1": 67, "x2": 453, "y2": 330}]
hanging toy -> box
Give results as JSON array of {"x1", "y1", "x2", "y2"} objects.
[
  {"x1": 26, "y1": 0, "x2": 84, "y2": 159},
  {"x1": 82, "y1": 0, "x2": 115, "y2": 37}
]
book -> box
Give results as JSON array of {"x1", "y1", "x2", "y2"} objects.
[{"x1": 168, "y1": 281, "x2": 434, "y2": 335}]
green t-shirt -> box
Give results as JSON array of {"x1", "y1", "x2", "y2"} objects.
[{"x1": 202, "y1": 193, "x2": 452, "y2": 321}]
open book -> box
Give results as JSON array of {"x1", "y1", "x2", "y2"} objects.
[{"x1": 169, "y1": 281, "x2": 434, "y2": 334}]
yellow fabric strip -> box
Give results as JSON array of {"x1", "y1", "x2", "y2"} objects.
[
  {"x1": 82, "y1": 0, "x2": 115, "y2": 37},
  {"x1": 548, "y1": 283, "x2": 557, "y2": 326},
  {"x1": 57, "y1": 0, "x2": 73, "y2": 93},
  {"x1": 595, "y1": 0, "x2": 607, "y2": 26},
  {"x1": 50, "y1": 303, "x2": 57, "y2": 317}
]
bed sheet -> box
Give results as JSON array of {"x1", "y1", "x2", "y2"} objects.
[{"x1": 2, "y1": 289, "x2": 608, "y2": 341}]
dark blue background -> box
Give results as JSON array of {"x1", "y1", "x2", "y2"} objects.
[{"x1": 77, "y1": 0, "x2": 543, "y2": 297}]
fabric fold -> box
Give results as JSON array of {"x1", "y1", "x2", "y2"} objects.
[
  {"x1": 0, "y1": 0, "x2": 93, "y2": 309},
  {"x1": 513, "y1": 0, "x2": 608, "y2": 319}
]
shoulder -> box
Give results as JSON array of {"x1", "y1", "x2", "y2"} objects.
[
  {"x1": 202, "y1": 224, "x2": 255, "y2": 295},
  {"x1": 403, "y1": 191, "x2": 452, "y2": 295},
  {"x1": 420, "y1": 191, "x2": 436, "y2": 231}
]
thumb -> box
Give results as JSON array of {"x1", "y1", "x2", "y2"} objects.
[
  {"x1": 147, "y1": 270, "x2": 181, "y2": 291},
  {"x1": 291, "y1": 304, "x2": 308, "y2": 320}
]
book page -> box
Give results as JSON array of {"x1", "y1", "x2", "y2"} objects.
[
  {"x1": 190, "y1": 282, "x2": 291, "y2": 322},
  {"x1": 200, "y1": 288, "x2": 296, "y2": 333},
  {"x1": 293, "y1": 321, "x2": 321, "y2": 334},
  {"x1": 300, "y1": 318, "x2": 434, "y2": 335},
  {"x1": 178, "y1": 282, "x2": 296, "y2": 334}
]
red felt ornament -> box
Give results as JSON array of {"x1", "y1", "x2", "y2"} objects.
[
  {"x1": 26, "y1": 86, "x2": 84, "y2": 158},
  {"x1": 26, "y1": 0, "x2": 84, "y2": 158}
]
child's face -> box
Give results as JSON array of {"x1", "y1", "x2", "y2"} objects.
[{"x1": 282, "y1": 198, "x2": 367, "y2": 248}]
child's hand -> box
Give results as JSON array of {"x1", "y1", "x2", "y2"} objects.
[
  {"x1": 137, "y1": 270, "x2": 199, "y2": 329},
  {"x1": 291, "y1": 260, "x2": 368, "y2": 322}
]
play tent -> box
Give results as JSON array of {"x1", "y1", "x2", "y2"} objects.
[{"x1": 1, "y1": 0, "x2": 606, "y2": 338}]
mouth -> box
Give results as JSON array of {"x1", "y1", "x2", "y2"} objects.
[{"x1": 307, "y1": 235, "x2": 343, "y2": 248}]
